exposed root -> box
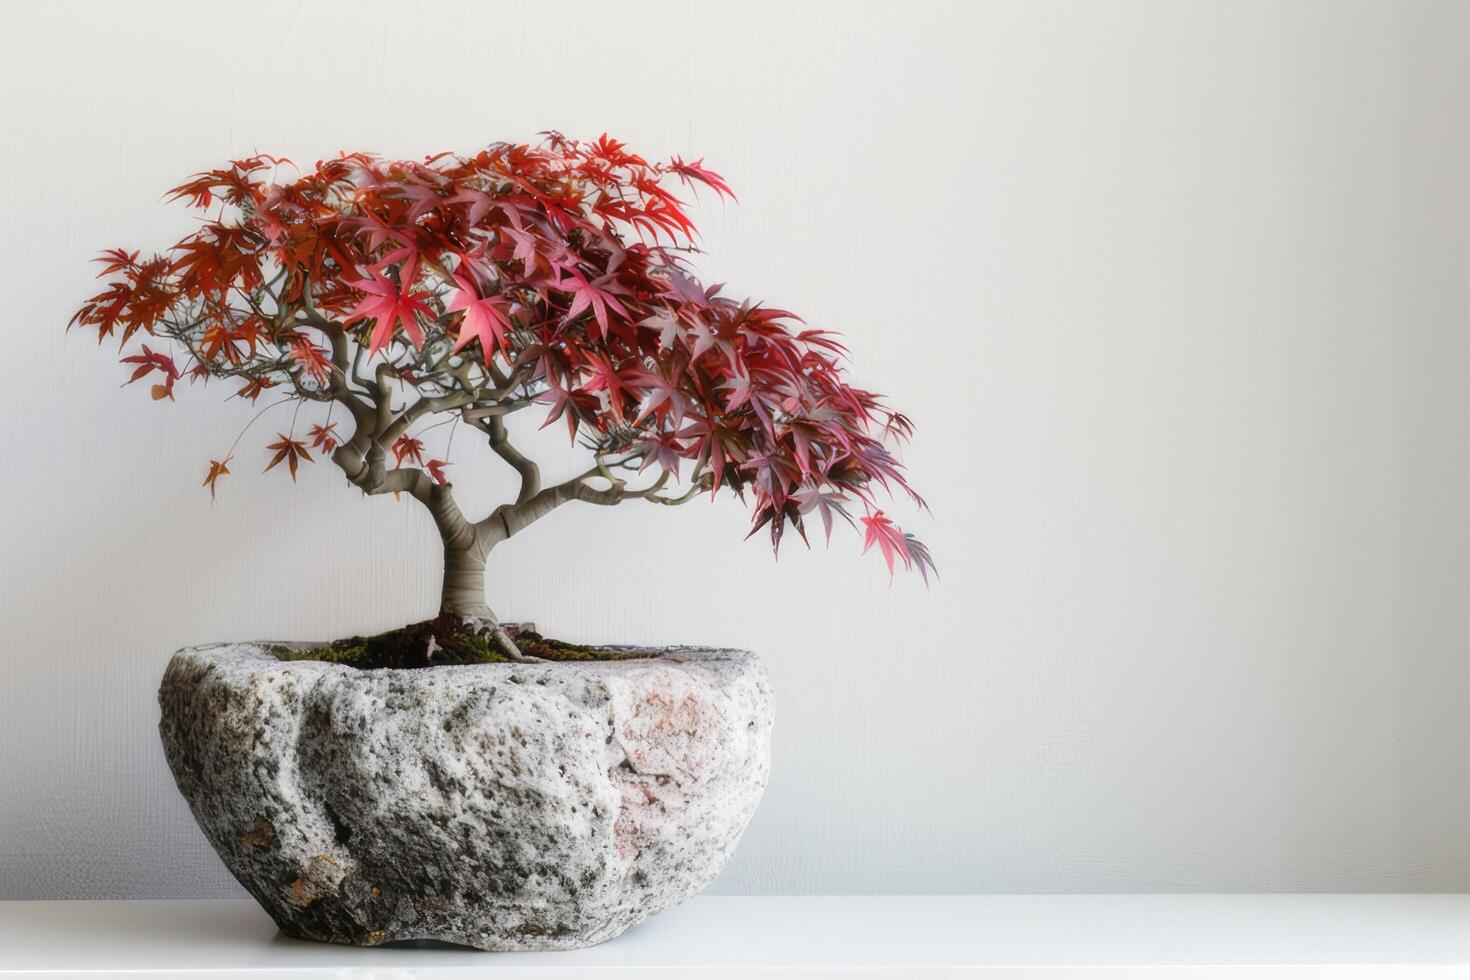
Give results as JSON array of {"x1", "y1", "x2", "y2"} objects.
[{"x1": 487, "y1": 620, "x2": 544, "y2": 664}]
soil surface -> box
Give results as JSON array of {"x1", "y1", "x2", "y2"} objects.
[{"x1": 269, "y1": 614, "x2": 652, "y2": 670}]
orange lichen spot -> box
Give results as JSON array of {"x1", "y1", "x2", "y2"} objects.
[
  {"x1": 242, "y1": 815, "x2": 275, "y2": 852},
  {"x1": 287, "y1": 853, "x2": 344, "y2": 907},
  {"x1": 289, "y1": 876, "x2": 317, "y2": 906}
]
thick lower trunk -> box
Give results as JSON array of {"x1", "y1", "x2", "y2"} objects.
[
  {"x1": 440, "y1": 546, "x2": 492, "y2": 620},
  {"x1": 439, "y1": 543, "x2": 531, "y2": 662}
]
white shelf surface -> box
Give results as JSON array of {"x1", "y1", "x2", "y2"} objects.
[{"x1": 3, "y1": 895, "x2": 1470, "y2": 978}]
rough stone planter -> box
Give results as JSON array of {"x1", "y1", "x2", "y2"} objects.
[{"x1": 158, "y1": 642, "x2": 772, "y2": 951}]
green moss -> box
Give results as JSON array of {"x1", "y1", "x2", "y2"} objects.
[
  {"x1": 267, "y1": 615, "x2": 650, "y2": 670},
  {"x1": 516, "y1": 635, "x2": 640, "y2": 662}
]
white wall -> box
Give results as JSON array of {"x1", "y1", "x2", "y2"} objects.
[{"x1": 2, "y1": 0, "x2": 1468, "y2": 898}]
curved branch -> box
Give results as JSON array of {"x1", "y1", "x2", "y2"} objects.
[
  {"x1": 328, "y1": 440, "x2": 477, "y2": 547},
  {"x1": 473, "y1": 464, "x2": 704, "y2": 549},
  {"x1": 644, "y1": 480, "x2": 706, "y2": 506},
  {"x1": 460, "y1": 400, "x2": 532, "y2": 420},
  {"x1": 350, "y1": 341, "x2": 374, "y2": 393},
  {"x1": 373, "y1": 362, "x2": 398, "y2": 434},
  {"x1": 377, "y1": 358, "x2": 530, "y2": 450},
  {"x1": 380, "y1": 389, "x2": 478, "y2": 448},
  {"x1": 316, "y1": 322, "x2": 377, "y2": 423},
  {"x1": 483, "y1": 416, "x2": 541, "y2": 503}
]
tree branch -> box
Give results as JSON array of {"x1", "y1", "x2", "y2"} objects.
[
  {"x1": 473, "y1": 458, "x2": 705, "y2": 549},
  {"x1": 373, "y1": 362, "x2": 398, "y2": 434},
  {"x1": 482, "y1": 416, "x2": 541, "y2": 503},
  {"x1": 380, "y1": 389, "x2": 478, "y2": 448}
]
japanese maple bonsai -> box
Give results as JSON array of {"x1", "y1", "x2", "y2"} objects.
[{"x1": 70, "y1": 134, "x2": 929, "y2": 949}]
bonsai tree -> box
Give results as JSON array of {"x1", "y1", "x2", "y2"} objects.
[{"x1": 70, "y1": 134, "x2": 931, "y2": 661}]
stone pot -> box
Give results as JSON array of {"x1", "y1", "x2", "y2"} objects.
[{"x1": 158, "y1": 642, "x2": 772, "y2": 951}]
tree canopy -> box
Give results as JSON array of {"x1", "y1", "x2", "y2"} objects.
[{"x1": 70, "y1": 134, "x2": 932, "y2": 582}]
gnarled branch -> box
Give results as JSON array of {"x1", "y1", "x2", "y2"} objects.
[
  {"x1": 472, "y1": 456, "x2": 706, "y2": 550},
  {"x1": 481, "y1": 416, "x2": 541, "y2": 503}
]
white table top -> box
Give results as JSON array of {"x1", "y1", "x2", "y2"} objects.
[{"x1": 2, "y1": 895, "x2": 1470, "y2": 978}]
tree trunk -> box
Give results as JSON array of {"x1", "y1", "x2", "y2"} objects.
[
  {"x1": 440, "y1": 544, "x2": 493, "y2": 620},
  {"x1": 439, "y1": 540, "x2": 530, "y2": 661}
]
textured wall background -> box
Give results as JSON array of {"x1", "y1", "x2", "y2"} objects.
[{"x1": 2, "y1": 0, "x2": 1468, "y2": 898}]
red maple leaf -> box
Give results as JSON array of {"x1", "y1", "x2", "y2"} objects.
[
  {"x1": 668, "y1": 156, "x2": 737, "y2": 200},
  {"x1": 119, "y1": 345, "x2": 179, "y2": 401},
  {"x1": 555, "y1": 269, "x2": 631, "y2": 338},
  {"x1": 425, "y1": 458, "x2": 450, "y2": 485},
  {"x1": 580, "y1": 354, "x2": 635, "y2": 419},
  {"x1": 289, "y1": 336, "x2": 332, "y2": 384},
  {"x1": 199, "y1": 323, "x2": 245, "y2": 365},
  {"x1": 202, "y1": 456, "x2": 232, "y2": 499},
  {"x1": 391, "y1": 435, "x2": 425, "y2": 468},
  {"x1": 235, "y1": 377, "x2": 277, "y2": 402},
  {"x1": 502, "y1": 226, "x2": 545, "y2": 276},
  {"x1": 307, "y1": 422, "x2": 339, "y2": 454},
  {"x1": 263, "y1": 434, "x2": 313, "y2": 480}
]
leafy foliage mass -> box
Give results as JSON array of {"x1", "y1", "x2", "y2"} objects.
[{"x1": 71, "y1": 134, "x2": 931, "y2": 580}]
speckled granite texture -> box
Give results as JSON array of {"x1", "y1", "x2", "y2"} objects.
[{"x1": 158, "y1": 643, "x2": 772, "y2": 950}]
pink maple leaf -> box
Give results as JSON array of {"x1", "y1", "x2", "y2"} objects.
[
  {"x1": 445, "y1": 269, "x2": 514, "y2": 363},
  {"x1": 860, "y1": 509, "x2": 911, "y2": 580},
  {"x1": 556, "y1": 269, "x2": 631, "y2": 339},
  {"x1": 344, "y1": 264, "x2": 432, "y2": 356}
]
